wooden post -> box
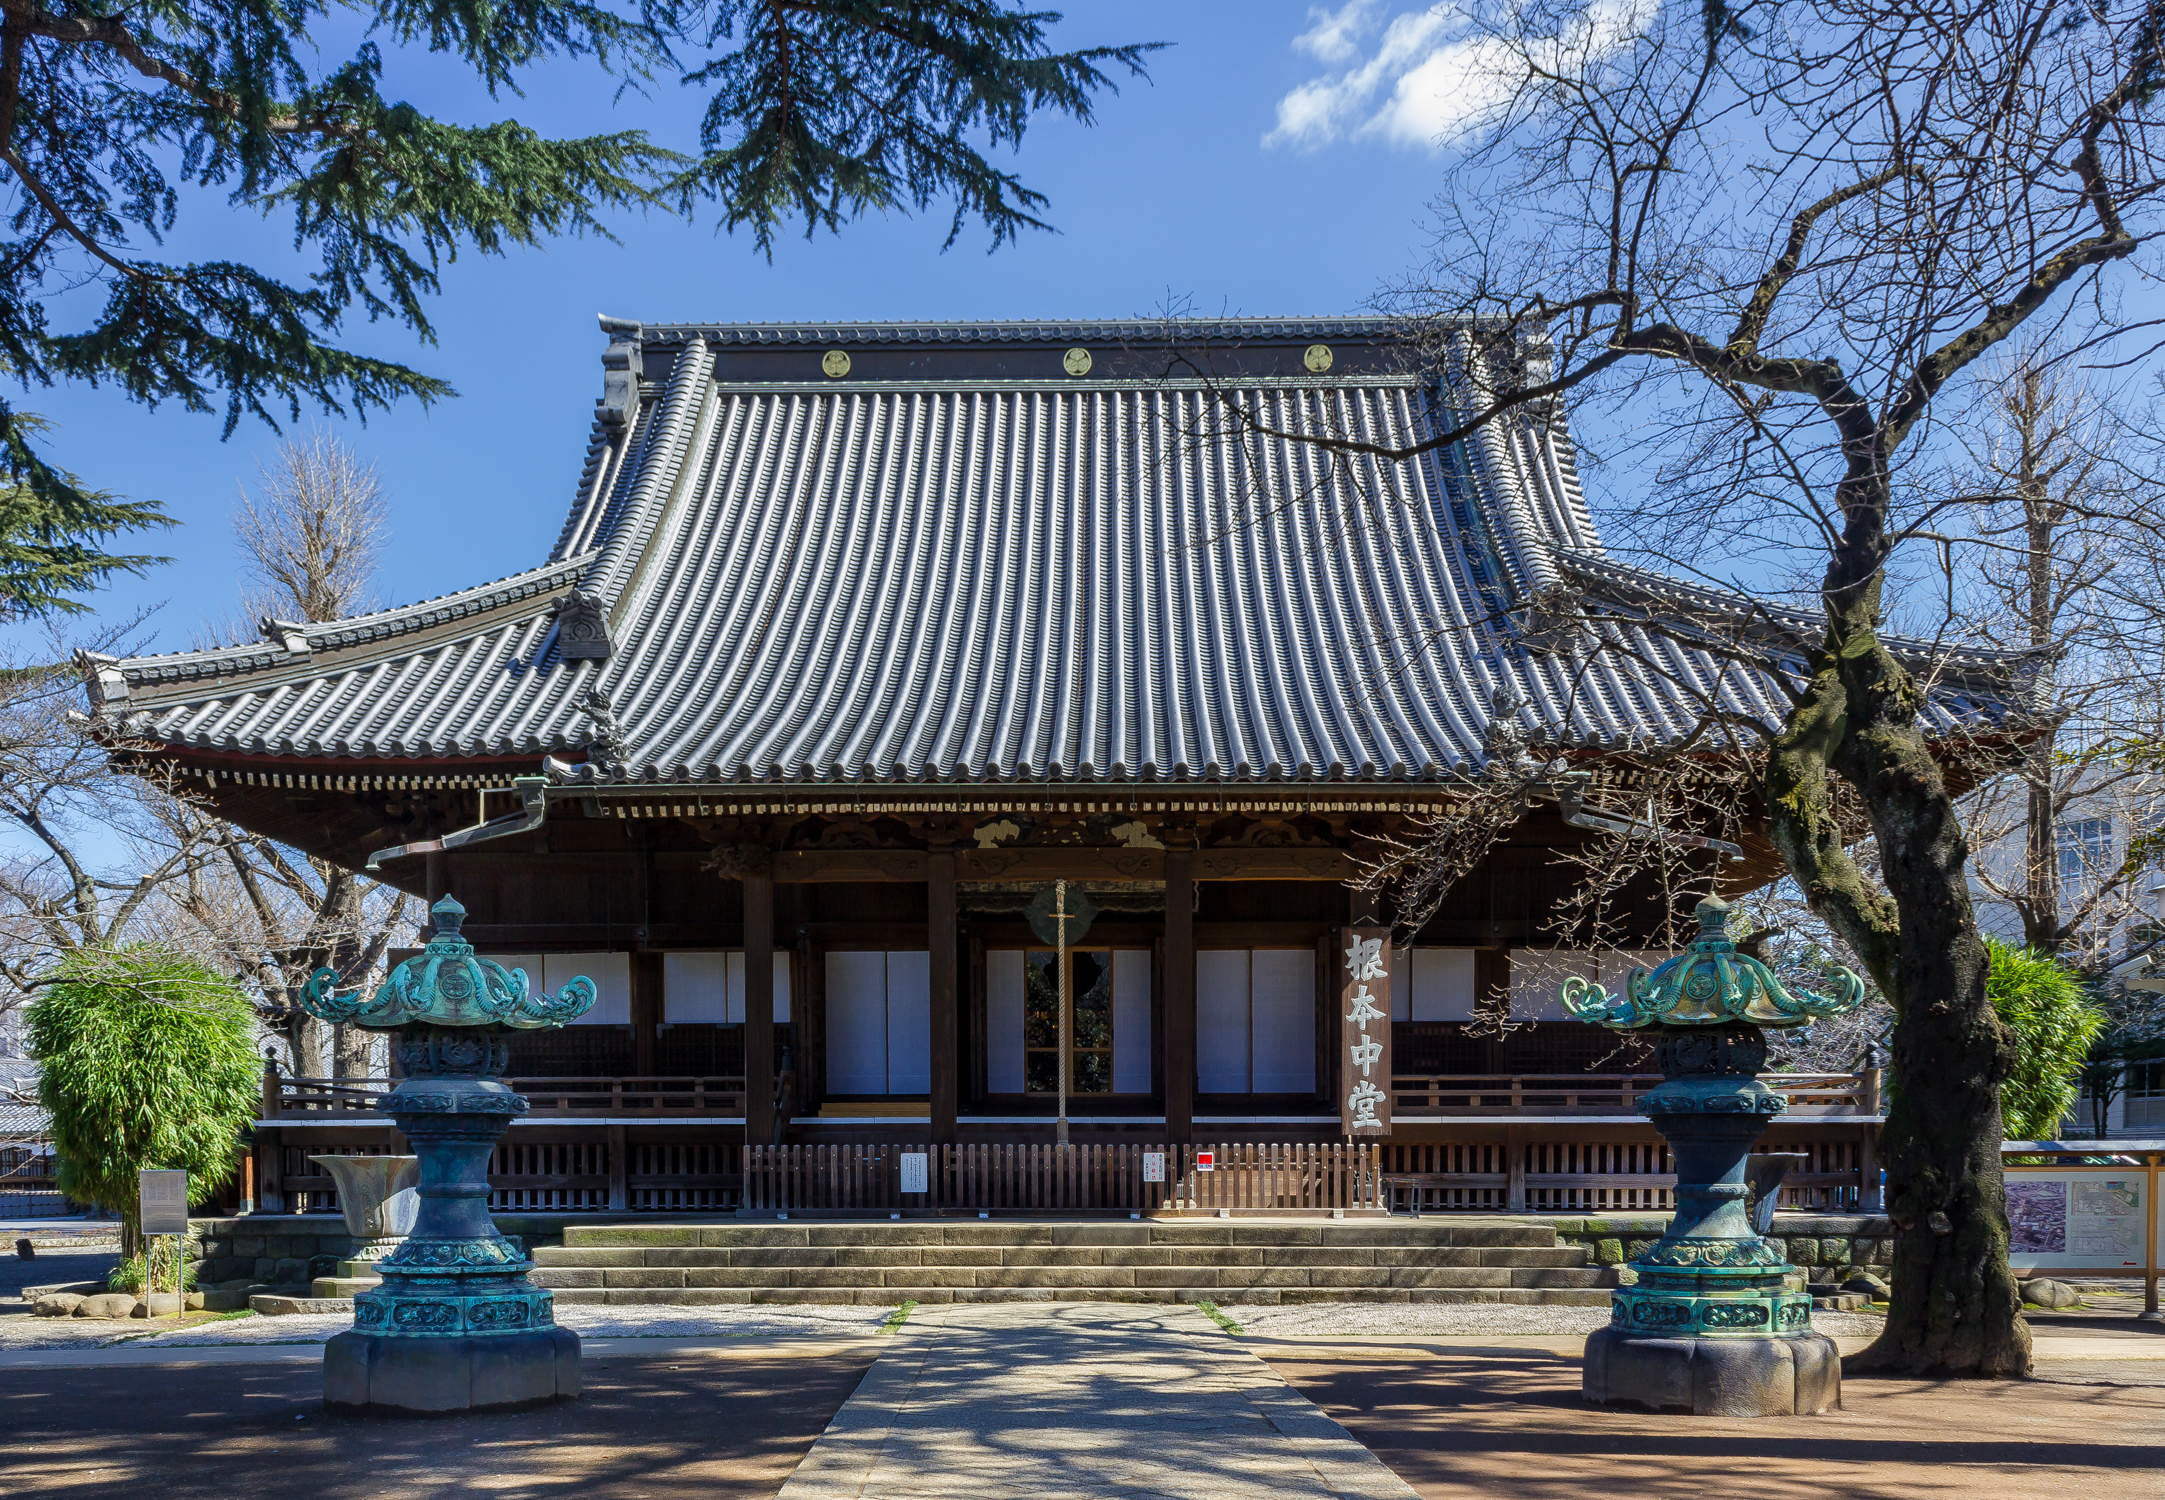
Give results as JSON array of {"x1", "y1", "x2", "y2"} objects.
[
  {"x1": 607, "y1": 1123, "x2": 629, "y2": 1211},
  {"x1": 1858, "y1": 1122, "x2": 1882, "y2": 1212},
  {"x1": 259, "y1": 1130, "x2": 284, "y2": 1214},
  {"x1": 2146, "y1": 1151, "x2": 2160, "y2": 1320},
  {"x1": 1505, "y1": 1124, "x2": 1527, "y2": 1212},
  {"x1": 1164, "y1": 847, "x2": 1196, "y2": 1144},
  {"x1": 745, "y1": 864, "x2": 775, "y2": 1144},
  {"x1": 928, "y1": 850, "x2": 959, "y2": 1144},
  {"x1": 425, "y1": 850, "x2": 448, "y2": 904},
  {"x1": 631, "y1": 951, "x2": 660, "y2": 1077}
]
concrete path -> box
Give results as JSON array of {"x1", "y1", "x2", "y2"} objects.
[{"x1": 777, "y1": 1302, "x2": 1418, "y2": 1500}]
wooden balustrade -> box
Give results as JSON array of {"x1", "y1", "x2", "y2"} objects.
[
  {"x1": 265, "y1": 1074, "x2": 749, "y2": 1120},
  {"x1": 1388, "y1": 1071, "x2": 1873, "y2": 1116},
  {"x1": 741, "y1": 1142, "x2": 1385, "y2": 1216}
]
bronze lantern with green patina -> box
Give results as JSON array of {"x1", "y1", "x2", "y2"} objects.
[
  {"x1": 1562, "y1": 895, "x2": 1864, "y2": 1416},
  {"x1": 296, "y1": 895, "x2": 593, "y2": 1415}
]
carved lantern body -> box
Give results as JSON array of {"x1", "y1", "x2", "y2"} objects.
[
  {"x1": 1561, "y1": 897, "x2": 1865, "y2": 1417},
  {"x1": 296, "y1": 896, "x2": 595, "y2": 1415}
]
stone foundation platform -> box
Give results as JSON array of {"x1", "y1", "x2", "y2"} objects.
[
  {"x1": 322, "y1": 1327, "x2": 581, "y2": 1416},
  {"x1": 1582, "y1": 1325, "x2": 1841, "y2": 1415}
]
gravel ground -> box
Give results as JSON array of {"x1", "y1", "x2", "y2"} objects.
[
  {"x1": 0, "y1": 1301, "x2": 893, "y2": 1351},
  {"x1": 1223, "y1": 1302, "x2": 1891, "y2": 1339}
]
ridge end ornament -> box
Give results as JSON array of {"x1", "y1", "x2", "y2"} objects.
[{"x1": 555, "y1": 588, "x2": 612, "y2": 661}]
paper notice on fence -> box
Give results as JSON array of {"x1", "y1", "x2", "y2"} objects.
[
  {"x1": 899, "y1": 1152, "x2": 929, "y2": 1195},
  {"x1": 2068, "y1": 1180, "x2": 2142, "y2": 1260},
  {"x1": 1142, "y1": 1152, "x2": 1165, "y2": 1184}
]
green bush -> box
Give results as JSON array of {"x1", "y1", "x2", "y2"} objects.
[
  {"x1": 26, "y1": 948, "x2": 261, "y2": 1248},
  {"x1": 1986, "y1": 938, "x2": 2105, "y2": 1142},
  {"x1": 108, "y1": 1240, "x2": 198, "y2": 1295}
]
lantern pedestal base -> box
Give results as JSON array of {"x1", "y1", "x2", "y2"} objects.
[
  {"x1": 323, "y1": 1327, "x2": 580, "y2": 1416},
  {"x1": 1582, "y1": 1325, "x2": 1840, "y2": 1416}
]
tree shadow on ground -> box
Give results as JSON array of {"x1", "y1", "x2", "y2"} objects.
[
  {"x1": 1268, "y1": 1347, "x2": 2165, "y2": 1500},
  {"x1": 0, "y1": 1343, "x2": 878, "y2": 1500}
]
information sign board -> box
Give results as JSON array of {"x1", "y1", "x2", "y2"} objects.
[
  {"x1": 138, "y1": 1170, "x2": 189, "y2": 1236},
  {"x1": 1141, "y1": 1152, "x2": 1165, "y2": 1184},
  {"x1": 1196, "y1": 1151, "x2": 1215, "y2": 1173},
  {"x1": 2005, "y1": 1168, "x2": 2146, "y2": 1271},
  {"x1": 899, "y1": 1152, "x2": 929, "y2": 1195}
]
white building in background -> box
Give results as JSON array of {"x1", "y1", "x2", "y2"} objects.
[{"x1": 1963, "y1": 768, "x2": 2165, "y2": 1138}]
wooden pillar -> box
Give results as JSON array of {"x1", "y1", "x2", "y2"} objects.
[
  {"x1": 928, "y1": 850, "x2": 959, "y2": 1143},
  {"x1": 630, "y1": 952, "x2": 661, "y2": 1076},
  {"x1": 259, "y1": 1129, "x2": 284, "y2": 1215},
  {"x1": 1164, "y1": 848, "x2": 1196, "y2": 1143},
  {"x1": 425, "y1": 850, "x2": 449, "y2": 904},
  {"x1": 744, "y1": 865, "x2": 776, "y2": 1144},
  {"x1": 1505, "y1": 1124, "x2": 1528, "y2": 1212},
  {"x1": 1858, "y1": 1123, "x2": 1882, "y2": 1213},
  {"x1": 607, "y1": 1123, "x2": 629, "y2": 1211}
]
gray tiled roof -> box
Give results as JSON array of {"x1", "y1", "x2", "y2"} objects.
[
  {"x1": 0, "y1": 1061, "x2": 46, "y2": 1137},
  {"x1": 86, "y1": 318, "x2": 2025, "y2": 787}
]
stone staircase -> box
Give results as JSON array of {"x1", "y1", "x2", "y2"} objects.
[{"x1": 530, "y1": 1218, "x2": 1617, "y2": 1307}]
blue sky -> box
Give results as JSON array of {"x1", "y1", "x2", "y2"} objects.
[{"x1": 13, "y1": 1, "x2": 1476, "y2": 655}]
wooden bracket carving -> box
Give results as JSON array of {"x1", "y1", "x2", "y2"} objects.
[{"x1": 704, "y1": 843, "x2": 772, "y2": 879}]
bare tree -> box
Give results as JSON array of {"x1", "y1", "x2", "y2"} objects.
[
  {"x1": 1943, "y1": 350, "x2": 2165, "y2": 965},
  {"x1": 0, "y1": 622, "x2": 213, "y2": 989},
  {"x1": 233, "y1": 431, "x2": 387, "y2": 629},
  {"x1": 1207, "y1": 1, "x2": 2165, "y2": 1376},
  {"x1": 216, "y1": 432, "x2": 403, "y2": 1075},
  {"x1": 3, "y1": 432, "x2": 412, "y2": 1077}
]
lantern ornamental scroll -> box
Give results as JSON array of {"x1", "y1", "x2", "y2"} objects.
[{"x1": 1340, "y1": 928, "x2": 1392, "y2": 1136}]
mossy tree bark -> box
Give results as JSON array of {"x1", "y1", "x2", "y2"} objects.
[{"x1": 1766, "y1": 494, "x2": 2029, "y2": 1375}]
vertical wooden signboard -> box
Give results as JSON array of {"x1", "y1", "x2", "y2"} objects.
[
  {"x1": 1340, "y1": 928, "x2": 1392, "y2": 1138},
  {"x1": 138, "y1": 1169, "x2": 189, "y2": 1320}
]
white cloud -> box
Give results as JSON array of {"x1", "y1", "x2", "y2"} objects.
[
  {"x1": 1266, "y1": 1, "x2": 1656, "y2": 153},
  {"x1": 1292, "y1": 0, "x2": 1387, "y2": 65}
]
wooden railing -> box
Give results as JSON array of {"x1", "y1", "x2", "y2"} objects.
[
  {"x1": 265, "y1": 1073, "x2": 749, "y2": 1120},
  {"x1": 1379, "y1": 1136, "x2": 1870, "y2": 1214},
  {"x1": 275, "y1": 1139, "x2": 744, "y2": 1215},
  {"x1": 1389, "y1": 1071, "x2": 1875, "y2": 1117},
  {"x1": 742, "y1": 1142, "x2": 1384, "y2": 1216}
]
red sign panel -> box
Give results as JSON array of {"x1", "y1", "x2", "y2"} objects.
[{"x1": 1196, "y1": 1151, "x2": 1215, "y2": 1172}]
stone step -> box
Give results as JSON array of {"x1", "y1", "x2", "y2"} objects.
[
  {"x1": 530, "y1": 1262, "x2": 1613, "y2": 1292},
  {"x1": 529, "y1": 1243, "x2": 1591, "y2": 1272},
  {"x1": 555, "y1": 1220, "x2": 1563, "y2": 1252},
  {"x1": 545, "y1": 1284, "x2": 1616, "y2": 1308}
]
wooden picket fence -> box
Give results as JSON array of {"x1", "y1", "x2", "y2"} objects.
[{"x1": 740, "y1": 1142, "x2": 1384, "y2": 1216}]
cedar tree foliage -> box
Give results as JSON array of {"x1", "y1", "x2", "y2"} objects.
[
  {"x1": 0, "y1": 0, "x2": 1157, "y2": 607},
  {"x1": 26, "y1": 946, "x2": 260, "y2": 1251},
  {"x1": 1983, "y1": 938, "x2": 2104, "y2": 1144},
  {"x1": 1208, "y1": 0, "x2": 2165, "y2": 1377}
]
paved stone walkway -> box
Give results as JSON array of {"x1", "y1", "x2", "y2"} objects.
[{"x1": 777, "y1": 1302, "x2": 1418, "y2": 1500}]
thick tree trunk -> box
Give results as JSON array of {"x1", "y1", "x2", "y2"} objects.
[
  {"x1": 1766, "y1": 500, "x2": 2029, "y2": 1377},
  {"x1": 331, "y1": 1022, "x2": 373, "y2": 1080},
  {"x1": 1849, "y1": 700, "x2": 2029, "y2": 1376}
]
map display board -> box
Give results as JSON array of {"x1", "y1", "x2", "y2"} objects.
[{"x1": 2004, "y1": 1169, "x2": 2148, "y2": 1271}]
